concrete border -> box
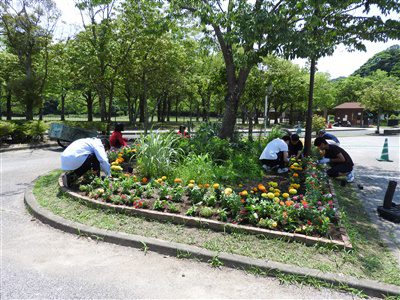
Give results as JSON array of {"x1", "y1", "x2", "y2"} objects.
[
  {"x1": 59, "y1": 175, "x2": 352, "y2": 250},
  {"x1": 0, "y1": 142, "x2": 58, "y2": 153},
  {"x1": 25, "y1": 182, "x2": 400, "y2": 298}
]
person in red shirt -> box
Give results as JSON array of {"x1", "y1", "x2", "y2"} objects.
[
  {"x1": 110, "y1": 123, "x2": 128, "y2": 149},
  {"x1": 177, "y1": 125, "x2": 190, "y2": 138}
]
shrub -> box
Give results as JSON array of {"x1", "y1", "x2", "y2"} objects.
[
  {"x1": 264, "y1": 125, "x2": 285, "y2": 144},
  {"x1": 24, "y1": 121, "x2": 48, "y2": 141},
  {"x1": 312, "y1": 115, "x2": 326, "y2": 134},
  {"x1": 389, "y1": 114, "x2": 399, "y2": 120},
  {"x1": 0, "y1": 121, "x2": 16, "y2": 139}
]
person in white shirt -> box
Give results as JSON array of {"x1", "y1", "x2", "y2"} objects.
[
  {"x1": 61, "y1": 138, "x2": 111, "y2": 187},
  {"x1": 259, "y1": 135, "x2": 290, "y2": 174}
]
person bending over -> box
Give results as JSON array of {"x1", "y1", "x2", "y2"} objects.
[
  {"x1": 314, "y1": 137, "x2": 354, "y2": 183},
  {"x1": 259, "y1": 135, "x2": 290, "y2": 174},
  {"x1": 61, "y1": 137, "x2": 111, "y2": 187},
  {"x1": 110, "y1": 123, "x2": 128, "y2": 149},
  {"x1": 288, "y1": 134, "x2": 303, "y2": 159},
  {"x1": 318, "y1": 129, "x2": 340, "y2": 145}
]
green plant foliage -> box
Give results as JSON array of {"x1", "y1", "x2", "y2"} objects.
[
  {"x1": 0, "y1": 121, "x2": 16, "y2": 138},
  {"x1": 312, "y1": 115, "x2": 326, "y2": 134},
  {"x1": 264, "y1": 125, "x2": 285, "y2": 144},
  {"x1": 173, "y1": 153, "x2": 216, "y2": 184},
  {"x1": 24, "y1": 121, "x2": 49, "y2": 141},
  {"x1": 199, "y1": 206, "x2": 214, "y2": 218},
  {"x1": 136, "y1": 131, "x2": 183, "y2": 179}
]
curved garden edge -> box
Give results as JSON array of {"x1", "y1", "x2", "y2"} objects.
[
  {"x1": 59, "y1": 174, "x2": 353, "y2": 250},
  {"x1": 24, "y1": 176, "x2": 399, "y2": 298}
]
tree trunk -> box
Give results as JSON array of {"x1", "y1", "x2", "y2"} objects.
[
  {"x1": 167, "y1": 97, "x2": 171, "y2": 122},
  {"x1": 107, "y1": 81, "x2": 115, "y2": 123},
  {"x1": 248, "y1": 111, "x2": 253, "y2": 142},
  {"x1": 39, "y1": 107, "x2": 43, "y2": 120},
  {"x1": 61, "y1": 93, "x2": 66, "y2": 121},
  {"x1": 304, "y1": 57, "x2": 316, "y2": 156},
  {"x1": 6, "y1": 88, "x2": 12, "y2": 120},
  {"x1": 376, "y1": 108, "x2": 381, "y2": 134},
  {"x1": 83, "y1": 90, "x2": 93, "y2": 122}
]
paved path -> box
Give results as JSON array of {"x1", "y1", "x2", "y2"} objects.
[
  {"x1": 341, "y1": 135, "x2": 400, "y2": 265},
  {"x1": 1, "y1": 148, "x2": 359, "y2": 299}
]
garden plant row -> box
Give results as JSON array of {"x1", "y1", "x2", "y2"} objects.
[{"x1": 65, "y1": 127, "x2": 352, "y2": 249}]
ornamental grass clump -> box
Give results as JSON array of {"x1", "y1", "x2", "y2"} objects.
[{"x1": 136, "y1": 131, "x2": 183, "y2": 179}]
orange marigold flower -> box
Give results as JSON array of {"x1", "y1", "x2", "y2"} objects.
[
  {"x1": 285, "y1": 200, "x2": 293, "y2": 207},
  {"x1": 258, "y1": 184, "x2": 266, "y2": 192},
  {"x1": 204, "y1": 183, "x2": 210, "y2": 188},
  {"x1": 279, "y1": 201, "x2": 285, "y2": 206},
  {"x1": 301, "y1": 200, "x2": 308, "y2": 206},
  {"x1": 141, "y1": 177, "x2": 148, "y2": 184},
  {"x1": 283, "y1": 211, "x2": 288, "y2": 218},
  {"x1": 240, "y1": 198, "x2": 245, "y2": 204},
  {"x1": 293, "y1": 173, "x2": 299, "y2": 177},
  {"x1": 174, "y1": 178, "x2": 182, "y2": 183}
]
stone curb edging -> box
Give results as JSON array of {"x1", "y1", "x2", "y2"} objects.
[
  {"x1": 0, "y1": 142, "x2": 59, "y2": 153},
  {"x1": 24, "y1": 182, "x2": 400, "y2": 298},
  {"x1": 60, "y1": 177, "x2": 352, "y2": 250}
]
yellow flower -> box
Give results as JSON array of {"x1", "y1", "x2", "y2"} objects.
[
  {"x1": 282, "y1": 193, "x2": 289, "y2": 199},
  {"x1": 267, "y1": 192, "x2": 275, "y2": 199},
  {"x1": 269, "y1": 187, "x2": 275, "y2": 192},
  {"x1": 274, "y1": 189, "x2": 280, "y2": 193},
  {"x1": 261, "y1": 193, "x2": 268, "y2": 198},
  {"x1": 161, "y1": 176, "x2": 167, "y2": 181},
  {"x1": 289, "y1": 188, "x2": 297, "y2": 195},
  {"x1": 224, "y1": 188, "x2": 233, "y2": 195},
  {"x1": 188, "y1": 183, "x2": 194, "y2": 189},
  {"x1": 189, "y1": 180, "x2": 195, "y2": 184},
  {"x1": 240, "y1": 190, "x2": 248, "y2": 197},
  {"x1": 213, "y1": 183, "x2": 220, "y2": 189},
  {"x1": 274, "y1": 192, "x2": 280, "y2": 197},
  {"x1": 272, "y1": 221, "x2": 277, "y2": 228},
  {"x1": 111, "y1": 165, "x2": 123, "y2": 171},
  {"x1": 273, "y1": 197, "x2": 280, "y2": 203}
]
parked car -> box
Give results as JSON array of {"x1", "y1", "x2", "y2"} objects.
[{"x1": 333, "y1": 120, "x2": 351, "y2": 127}]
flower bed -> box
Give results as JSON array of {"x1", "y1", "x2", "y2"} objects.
[{"x1": 65, "y1": 149, "x2": 351, "y2": 249}]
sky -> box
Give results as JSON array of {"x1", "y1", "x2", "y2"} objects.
[{"x1": 53, "y1": 0, "x2": 399, "y2": 79}]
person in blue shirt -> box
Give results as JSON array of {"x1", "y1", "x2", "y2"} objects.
[{"x1": 318, "y1": 130, "x2": 340, "y2": 145}]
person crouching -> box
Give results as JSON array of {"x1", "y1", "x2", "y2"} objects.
[
  {"x1": 259, "y1": 135, "x2": 290, "y2": 174},
  {"x1": 314, "y1": 137, "x2": 354, "y2": 183}
]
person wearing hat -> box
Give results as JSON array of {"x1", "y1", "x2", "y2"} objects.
[
  {"x1": 61, "y1": 137, "x2": 111, "y2": 187},
  {"x1": 318, "y1": 129, "x2": 340, "y2": 145},
  {"x1": 110, "y1": 123, "x2": 128, "y2": 149},
  {"x1": 314, "y1": 137, "x2": 354, "y2": 183}
]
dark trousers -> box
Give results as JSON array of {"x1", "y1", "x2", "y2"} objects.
[
  {"x1": 327, "y1": 164, "x2": 353, "y2": 177},
  {"x1": 260, "y1": 151, "x2": 285, "y2": 169},
  {"x1": 71, "y1": 154, "x2": 100, "y2": 177}
]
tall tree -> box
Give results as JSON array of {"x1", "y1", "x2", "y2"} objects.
[
  {"x1": 285, "y1": 0, "x2": 400, "y2": 155},
  {"x1": 0, "y1": 0, "x2": 59, "y2": 120},
  {"x1": 170, "y1": 0, "x2": 300, "y2": 139},
  {"x1": 360, "y1": 70, "x2": 400, "y2": 133}
]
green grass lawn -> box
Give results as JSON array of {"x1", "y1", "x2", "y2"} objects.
[{"x1": 34, "y1": 170, "x2": 400, "y2": 287}]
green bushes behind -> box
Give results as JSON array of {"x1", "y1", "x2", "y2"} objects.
[{"x1": 0, "y1": 120, "x2": 48, "y2": 143}]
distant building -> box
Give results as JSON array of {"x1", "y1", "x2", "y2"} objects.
[{"x1": 334, "y1": 102, "x2": 365, "y2": 126}]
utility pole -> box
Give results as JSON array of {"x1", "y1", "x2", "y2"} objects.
[{"x1": 264, "y1": 84, "x2": 273, "y2": 136}]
